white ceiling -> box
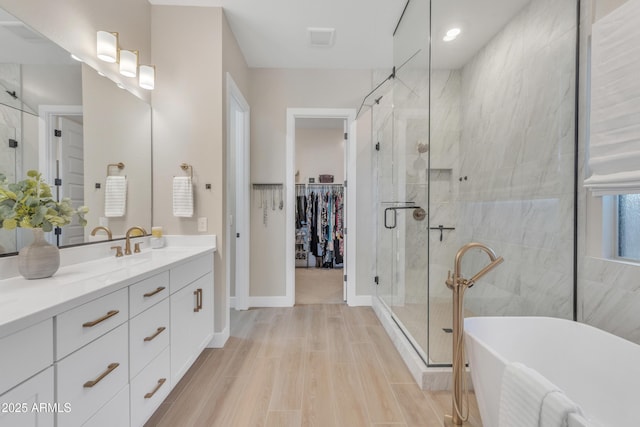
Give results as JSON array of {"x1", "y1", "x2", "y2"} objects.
[
  {"x1": 148, "y1": 0, "x2": 531, "y2": 70},
  {"x1": 0, "y1": 9, "x2": 74, "y2": 64},
  {"x1": 149, "y1": 0, "x2": 405, "y2": 69}
]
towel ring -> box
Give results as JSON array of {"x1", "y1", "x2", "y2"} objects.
[
  {"x1": 107, "y1": 162, "x2": 125, "y2": 176},
  {"x1": 180, "y1": 163, "x2": 193, "y2": 179}
]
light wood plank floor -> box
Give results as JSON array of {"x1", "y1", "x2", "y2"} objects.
[
  {"x1": 145, "y1": 305, "x2": 483, "y2": 427},
  {"x1": 295, "y1": 268, "x2": 344, "y2": 305}
]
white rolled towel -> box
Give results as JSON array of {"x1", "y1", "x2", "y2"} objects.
[
  {"x1": 104, "y1": 176, "x2": 127, "y2": 217},
  {"x1": 541, "y1": 390, "x2": 585, "y2": 427},
  {"x1": 173, "y1": 176, "x2": 193, "y2": 217}
]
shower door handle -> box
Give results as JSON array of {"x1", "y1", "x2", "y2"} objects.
[{"x1": 384, "y1": 206, "x2": 422, "y2": 229}]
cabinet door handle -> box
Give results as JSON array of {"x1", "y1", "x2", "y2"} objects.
[
  {"x1": 83, "y1": 362, "x2": 119, "y2": 388},
  {"x1": 144, "y1": 378, "x2": 167, "y2": 399},
  {"x1": 193, "y1": 290, "x2": 199, "y2": 312},
  {"x1": 198, "y1": 288, "x2": 203, "y2": 311},
  {"x1": 144, "y1": 326, "x2": 166, "y2": 342},
  {"x1": 143, "y1": 286, "x2": 166, "y2": 298},
  {"x1": 82, "y1": 310, "x2": 119, "y2": 327}
]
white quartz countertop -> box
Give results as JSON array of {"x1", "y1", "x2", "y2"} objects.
[{"x1": 0, "y1": 239, "x2": 216, "y2": 338}]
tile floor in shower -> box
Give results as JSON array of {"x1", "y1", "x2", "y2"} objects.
[{"x1": 389, "y1": 299, "x2": 473, "y2": 364}]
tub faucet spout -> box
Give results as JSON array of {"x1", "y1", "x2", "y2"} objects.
[{"x1": 447, "y1": 242, "x2": 503, "y2": 425}]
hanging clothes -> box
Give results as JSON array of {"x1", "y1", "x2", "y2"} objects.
[{"x1": 294, "y1": 184, "x2": 344, "y2": 268}]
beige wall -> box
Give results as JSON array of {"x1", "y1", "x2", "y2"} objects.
[
  {"x1": 152, "y1": 6, "x2": 249, "y2": 333},
  {"x1": 295, "y1": 128, "x2": 344, "y2": 184},
  {"x1": 82, "y1": 64, "x2": 152, "y2": 238},
  {"x1": 0, "y1": 0, "x2": 151, "y2": 101},
  {"x1": 249, "y1": 68, "x2": 372, "y2": 297}
]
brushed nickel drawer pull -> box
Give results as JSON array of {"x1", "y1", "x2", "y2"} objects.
[
  {"x1": 144, "y1": 326, "x2": 166, "y2": 342},
  {"x1": 83, "y1": 363, "x2": 119, "y2": 388},
  {"x1": 143, "y1": 286, "x2": 166, "y2": 298},
  {"x1": 82, "y1": 310, "x2": 119, "y2": 327},
  {"x1": 144, "y1": 378, "x2": 167, "y2": 399},
  {"x1": 193, "y1": 290, "x2": 199, "y2": 312}
]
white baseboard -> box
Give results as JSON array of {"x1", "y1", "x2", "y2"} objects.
[
  {"x1": 207, "y1": 326, "x2": 229, "y2": 348},
  {"x1": 248, "y1": 296, "x2": 292, "y2": 307},
  {"x1": 348, "y1": 294, "x2": 372, "y2": 307}
]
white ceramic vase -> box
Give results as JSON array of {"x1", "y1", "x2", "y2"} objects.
[{"x1": 18, "y1": 228, "x2": 60, "y2": 279}]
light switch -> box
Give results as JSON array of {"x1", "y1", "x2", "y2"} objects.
[{"x1": 198, "y1": 217, "x2": 208, "y2": 232}]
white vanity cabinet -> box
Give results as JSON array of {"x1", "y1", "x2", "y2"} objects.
[
  {"x1": 0, "y1": 367, "x2": 54, "y2": 427},
  {"x1": 169, "y1": 254, "x2": 214, "y2": 385},
  {"x1": 0, "y1": 241, "x2": 216, "y2": 427}
]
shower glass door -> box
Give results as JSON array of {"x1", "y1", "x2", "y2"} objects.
[{"x1": 375, "y1": 0, "x2": 431, "y2": 364}]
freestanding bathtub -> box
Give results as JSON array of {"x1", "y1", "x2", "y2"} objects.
[{"x1": 464, "y1": 316, "x2": 640, "y2": 427}]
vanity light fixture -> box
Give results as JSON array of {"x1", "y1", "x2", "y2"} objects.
[
  {"x1": 139, "y1": 65, "x2": 155, "y2": 90},
  {"x1": 97, "y1": 31, "x2": 119, "y2": 63},
  {"x1": 119, "y1": 49, "x2": 138, "y2": 78},
  {"x1": 443, "y1": 27, "x2": 461, "y2": 42}
]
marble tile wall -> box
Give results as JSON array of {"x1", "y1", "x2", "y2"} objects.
[
  {"x1": 0, "y1": 64, "x2": 21, "y2": 254},
  {"x1": 456, "y1": 0, "x2": 577, "y2": 319}
]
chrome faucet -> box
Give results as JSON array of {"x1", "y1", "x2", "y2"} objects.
[
  {"x1": 446, "y1": 242, "x2": 503, "y2": 425},
  {"x1": 124, "y1": 226, "x2": 147, "y2": 255},
  {"x1": 90, "y1": 226, "x2": 112, "y2": 241}
]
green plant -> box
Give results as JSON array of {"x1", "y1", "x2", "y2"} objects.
[{"x1": 0, "y1": 170, "x2": 88, "y2": 232}]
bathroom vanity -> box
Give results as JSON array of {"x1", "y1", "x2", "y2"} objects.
[{"x1": 0, "y1": 236, "x2": 216, "y2": 427}]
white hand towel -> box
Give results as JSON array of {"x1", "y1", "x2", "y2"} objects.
[
  {"x1": 173, "y1": 176, "x2": 193, "y2": 217},
  {"x1": 104, "y1": 176, "x2": 127, "y2": 217},
  {"x1": 541, "y1": 390, "x2": 584, "y2": 427},
  {"x1": 498, "y1": 362, "x2": 559, "y2": 427}
]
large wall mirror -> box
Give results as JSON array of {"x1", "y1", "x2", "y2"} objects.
[{"x1": 0, "y1": 7, "x2": 152, "y2": 256}]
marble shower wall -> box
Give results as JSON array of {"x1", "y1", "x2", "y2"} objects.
[
  {"x1": 456, "y1": 0, "x2": 577, "y2": 318},
  {"x1": 0, "y1": 64, "x2": 21, "y2": 254}
]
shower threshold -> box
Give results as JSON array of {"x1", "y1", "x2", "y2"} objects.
[{"x1": 372, "y1": 296, "x2": 473, "y2": 391}]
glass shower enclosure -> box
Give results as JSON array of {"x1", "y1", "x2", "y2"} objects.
[{"x1": 372, "y1": 0, "x2": 578, "y2": 367}]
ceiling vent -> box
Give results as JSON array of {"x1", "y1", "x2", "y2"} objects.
[
  {"x1": 308, "y1": 27, "x2": 335, "y2": 47},
  {"x1": 0, "y1": 22, "x2": 46, "y2": 42}
]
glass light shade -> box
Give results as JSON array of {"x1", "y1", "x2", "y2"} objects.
[
  {"x1": 97, "y1": 31, "x2": 118, "y2": 63},
  {"x1": 139, "y1": 65, "x2": 155, "y2": 90},
  {"x1": 119, "y1": 49, "x2": 138, "y2": 78}
]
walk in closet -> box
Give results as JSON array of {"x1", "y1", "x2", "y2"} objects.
[{"x1": 294, "y1": 118, "x2": 346, "y2": 304}]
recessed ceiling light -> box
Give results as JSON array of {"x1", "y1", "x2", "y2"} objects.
[
  {"x1": 308, "y1": 27, "x2": 335, "y2": 47},
  {"x1": 443, "y1": 27, "x2": 461, "y2": 42}
]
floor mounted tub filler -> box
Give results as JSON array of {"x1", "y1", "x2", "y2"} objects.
[{"x1": 464, "y1": 316, "x2": 640, "y2": 427}]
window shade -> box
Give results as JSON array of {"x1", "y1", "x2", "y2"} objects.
[{"x1": 586, "y1": 0, "x2": 640, "y2": 196}]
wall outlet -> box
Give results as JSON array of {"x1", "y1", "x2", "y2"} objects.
[{"x1": 198, "y1": 217, "x2": 208, "y2": 232}]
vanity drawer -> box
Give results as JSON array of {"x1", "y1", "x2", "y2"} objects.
[
  {"x1": 55, "y1": 288, "x2": 128, "y2": 360},
  {"x1": 129, "y1": 298, "x2": 170, "y2": 379},
  {"x1": 130, "y1": 347, "x2": 170, "y2": 427},
  {"x1": 0, "y1": 319, "x2": 53, "y2": 394},
  {"x1": 129, "y1": 271, "x2": 169, "y2": 317},
  {"x1": 82, "y1": 384, "x2": 130, "y2": 427},
  {"x1": 56, "y1": 323, "x2": 128, "y2": 427},
  {"x1": 170, "y1": 253, "x2": 212, "y2": 293}
]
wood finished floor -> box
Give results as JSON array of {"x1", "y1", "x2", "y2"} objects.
[
  {"x1": 295, "y1": 267, "x2": 344, "y2": 305},
  {"x1": 145, "y1": 305, "x2": 482, "y2": 427}
]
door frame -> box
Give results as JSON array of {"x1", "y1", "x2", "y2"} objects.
[
  {"x1": 285, "y1": 108, "x2": 357, "y2": 306},
  {"x1": 37, "y1": 105, "x2": 83, "y2": 246},
  {"x1": 226, "y1": 73, "x2": 251, "y2": 313}
]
